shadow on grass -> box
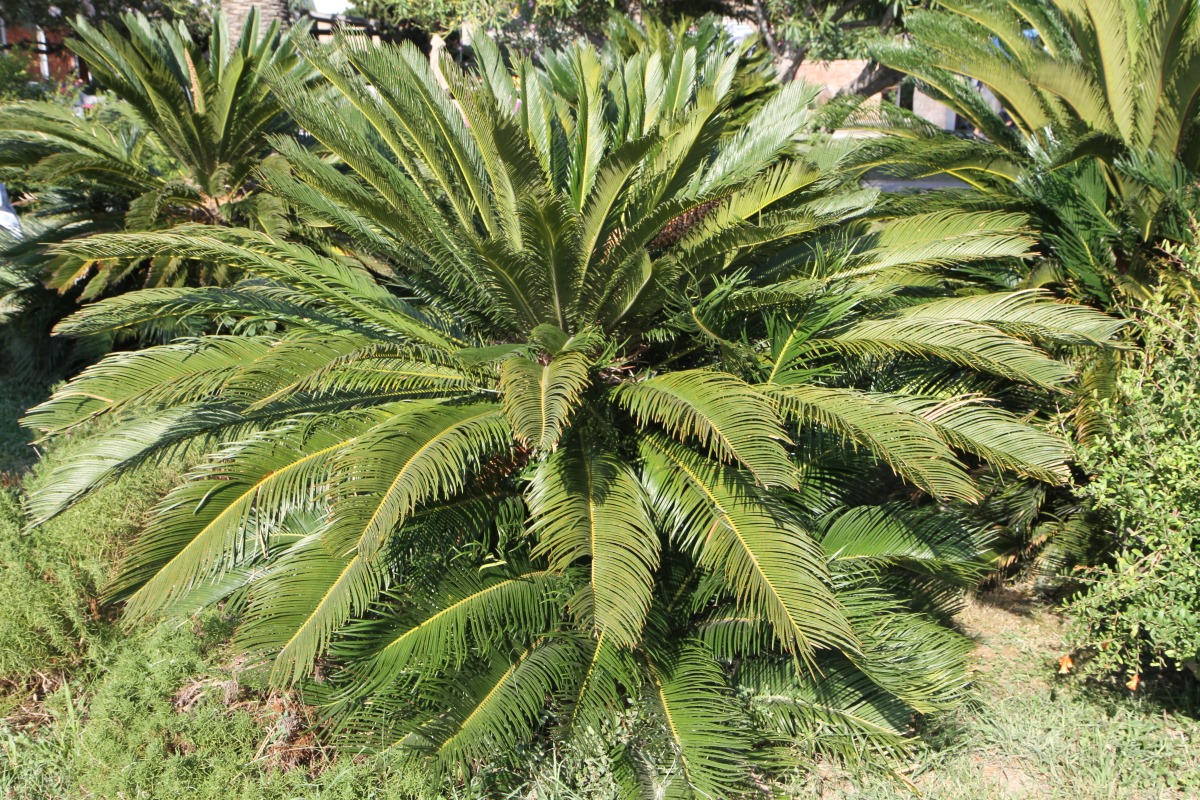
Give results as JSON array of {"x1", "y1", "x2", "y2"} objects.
[
  {"x1": 1072, "y1": 665, "x2": 1200, "y2": 720},
  {"x1": 968, "y1": 586, "x2": 1041, "y2": 619},
  {"x1": 0, "y1": 376, "x2": 50, "y2": 479}
]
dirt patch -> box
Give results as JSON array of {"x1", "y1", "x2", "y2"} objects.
[
  {"x1": 957, "y1": 587, "x2": 1066, "y2": 676},
  {"x1": 248, "y1": 690, "x2": 332, "y2": 775},
  {"x1": 0, "y1": 671, "x2": 70, "y2": 732},
  {"x1": 977, "y1": 757, "x2": 1046, "y2": 798}
]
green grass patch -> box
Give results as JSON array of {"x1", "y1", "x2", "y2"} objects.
[
  {"x1": 1, "y1": 618, "x2": 438, "y2": 800},
  {"x1": 784, "y1": 589, "x2": 1200, "y2": 799}
]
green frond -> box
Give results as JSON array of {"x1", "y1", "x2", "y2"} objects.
[
  {"x1": 845, "y1": 607, "x2": 974, "y2": 715},
  {"x1": 22, "y1": 335, "x2": 275, "y2": 436},
  {"x1": 740, "y1": 656, "x2": 910, "y2": 759},
  {"x1": 891, "y1": 396, "x2": 1073, "y2": 484},
  {"x1": 557, "y1": 632, "x2": 642, "y2": 741},
  {"x1": 112, "y1": 409, "x2": 389, "y2": 618},
  {"x1": 345, "y1": 566, "x2": 563, "y2": 695},
  {"x1": 818, "y1": 505, "x2": 987, "y2": 583},
  {"x1": 415, "y1": 639, "x2": 581, "y2": 768},
  {"x1": 325, "y1": 401, "x2": 511, "y2": 560},
  {"x1": 847, "y1": 211, "x2": 1034, "y2": 279},
  {"x1": 23, "y1": 402, "x2": 240, "y2": 525},
  {"x1": 822, "y1": 316, "x2": 1077, "y2": 388},
  {"x1": 617, "y1": 370, "x2": 796, "y2": 488},
  {"x1": 769, "y1": 386, "x2": 979, "y2": 502},
  {"x1": 529, "y1": 440, "x2": 659, "y2": 647},
  {"x1": 640, "y1": 435, "x2": 858, "y2": 661},
  {"x1": 646, "y1": 642, "x2": 751, "y2": 799},
  {"x1": 238, "y1": 530, "x2": 383, "y2": 684},
  {"x1": 499, "y1": 351, "x2": 592, "y2": 452},
  {"x1": 57, "y1": 230, "x2": 460, "y2": 348},
  {"x1": 898, "y1": 289, "x2": 1125, "y2": 345}
]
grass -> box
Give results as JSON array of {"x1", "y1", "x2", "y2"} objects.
[
  {"x1": 0, "y1": 371, "x2": 1197, "y2": 799},
  {"x1": 786, "y1": 588, "x2": 1200, "y2": 800},
  {"x1": 0, "y1": 377, "x2": 48, "y2": 478}
]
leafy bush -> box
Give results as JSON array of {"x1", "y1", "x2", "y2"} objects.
[
  {"x1": 0, "y1": 51, "x2": 48, "y2": 103},
  {"x1": 0, "y1": 429, "x2": 181, "y2": 682},
  {"x1": 1068, "y1": 249, "x2": 1200, "y2": 679}
]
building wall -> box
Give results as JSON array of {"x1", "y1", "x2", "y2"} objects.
[
  {"x1": 793, "y1": 57, "x2": 963, "y2": 131},
  {"x1": 219, "y1": 0, "x2": 291, "y2": 35},
  {"x1": 0, "y1": 21, "x2": 76, "y2": 82},
  {"x1": 793, "y1": 58, "x2": 873, "y2": 101}
]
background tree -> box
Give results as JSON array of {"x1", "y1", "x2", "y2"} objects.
[
  {"x1": 349, "y1": 0, "x2": 915, "y2": 92},
  {"x1": 0, "y1": 0, "x2": 218, "y2": 39},
  {"x1": 867, "y1": 0, "x2": 1200, "y2": 302},
  {"x1": 752, "y1": 0, "x2": 915, "y2": 88}
]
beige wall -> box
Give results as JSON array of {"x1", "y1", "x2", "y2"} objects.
[
  {"x1": 793, "y1": 58, "x2": 872, "y2": 101},
  {"x1": 220, "y1": 0, "x2": 290, "y2": 34}
]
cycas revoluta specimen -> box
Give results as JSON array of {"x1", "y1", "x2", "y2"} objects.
[
  {"x1": 26, "y1": 31, "x2": 1120, "y2": 795},
  {"x1": 867, "y1": 0, "x2": 1200, "y2": 300},
  {"x1": 0, "y1": 9, "x2": 311, "y2": 298}
]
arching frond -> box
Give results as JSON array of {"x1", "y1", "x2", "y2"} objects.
[
  {"x1": 345, "y1": 566, "x2": 563, "y2": 695},
  {"x1": 529, "y1": 441, "x2": 659, "y2": 647},
  {"x1": 821, "y1": 316, "x2": 1077, "y2": 388},
  {"x1": 646, "y1": 642, "x2": 750, "y2": 799},
  {"x1": 325, "y1": 402, "x2": 511, "y2": 560},
  {"x1": 618, "y1": 370, "x2": 796, "y2": 488},
  {"x1": 640, "y1": 436, "x2": 857, "y2": 661},
  {"x1": 818, "y1": 505, "x2": 987, "y2": 583},
  {"x1": 416, "y1": 639, "x2": 582, "y2": 768},
  {"x1": 116, "y1": 409, "x2": 387, "y2": 619},
  {"x1": 770, "y1": 386, "x2": 978, "y2": 502}
]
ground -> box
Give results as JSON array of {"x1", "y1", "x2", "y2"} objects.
[{"x1": 788, "y1": 589, "x2": 1200, "y2": 800}]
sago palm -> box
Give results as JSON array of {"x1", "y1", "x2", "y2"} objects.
[
  {"x1": 0, "y1": 9, "x2": 310, "y2": 298},
  {"x1": 25, "y1": 32, "x2": 1120, "y2": 794},
  {"x1": 868, "y1": 0, "x2": 1200, "y2": 299}
]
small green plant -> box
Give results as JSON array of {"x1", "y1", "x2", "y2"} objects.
[
  {"x1": 1068, "y1": 241, "x2": 1200, "y2": 680},
  {"x1": 0, "y1": 50, "x2": 48, "y2": 102}
]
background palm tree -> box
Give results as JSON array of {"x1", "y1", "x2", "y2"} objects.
[
  {"x1": 0, "y1": 8, "x2": 311, "y2": 299},
  {"x1": 866, "y1": 0, "x2": 1200, "y2": 301},
  {"x1": 24, "y1": 31, "x2": 1119, "y2": 795}
]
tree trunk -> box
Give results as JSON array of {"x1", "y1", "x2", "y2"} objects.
[{"x1": 836, "y1": 62, "x2": 903, "y2": 98}]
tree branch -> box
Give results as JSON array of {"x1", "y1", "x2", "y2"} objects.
[{"x1": 835, "y1": 62, "x2": 904, "y2": 98}]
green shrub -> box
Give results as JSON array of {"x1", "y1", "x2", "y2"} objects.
[
  {"x1": 1068, "y1": 253, "x2": 1200, "y2": 679},
  {"x1": 0, "y1": 447, "x2": 180, "y2": 682},
  {"x1": 0, "y1": 51, "x2": 49, "y2": 102}
]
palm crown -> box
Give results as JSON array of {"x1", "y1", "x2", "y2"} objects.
[
  {"x1": 26, "y1": 31, "x2": 1121, "y2": 795},
  {"x1": 870, "y1": 0, "x2": 1200, "y2": 297},
  {"x1": 0, "y1": 9, "x2": 310, "y2": 297}
]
